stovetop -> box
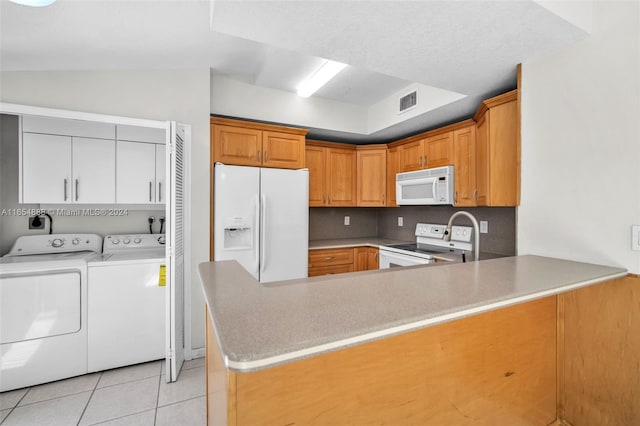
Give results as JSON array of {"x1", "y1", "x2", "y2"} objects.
[{"x1": 380, "y1": 223, "x2": 474, "y2": 260}]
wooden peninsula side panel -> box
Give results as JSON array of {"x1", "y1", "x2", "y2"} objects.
[{"x1": 207, "y1": 297, "x2": 557, "y2": 425}]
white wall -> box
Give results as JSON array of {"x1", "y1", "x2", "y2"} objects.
[
  {"x1": 211, "y1": 72, "x2": 367, "y2": 134},
  {"x1": 0, "y1": 69, "x2": 211, "y2": 351},
  {"x1": 519, "y1": 2, "x2": 640, "y2": 274}
]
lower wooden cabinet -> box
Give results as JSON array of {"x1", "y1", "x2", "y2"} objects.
[{"x1": 310, "y1": 247, "x2": 379, "y2": 277}]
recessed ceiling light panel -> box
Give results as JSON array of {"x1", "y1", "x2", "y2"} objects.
[
  {"x1": 297, "y1": 60, "x2": 347, "y2": 98},
  {"x1": 8, "y1": 0, "x2": 56, "y2": 7}
]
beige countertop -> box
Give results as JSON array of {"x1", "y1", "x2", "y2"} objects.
[{"x1": 199, "y1": 255, "x2": 627, "y2": 373}]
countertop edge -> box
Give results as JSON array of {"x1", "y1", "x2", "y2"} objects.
[{"x1": 220, "y1": 269, "x2": 628, "y2": 373}]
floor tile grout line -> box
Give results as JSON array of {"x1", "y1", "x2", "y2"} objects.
[
  {"x1": 154, "y1": 370, "x2": 162, "y2": 425},
  {"x1": 77, "y1": 372, "x2": 102, "y2": 426},
  {"x1": 0, "y1": 386, "x2": 32, "y2": 424},
  {"x1": 85, "y1": 408, "x2": 157, "y2": 426},
  {"x1": 156, "y1": 394, "x2": 206, "y2": 410}
]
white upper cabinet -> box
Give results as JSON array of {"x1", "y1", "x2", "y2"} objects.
[
  {"x1": 115, "y1": 125, "x2": 166, "y2": 205},
  {"x1": 21, "y1": 117, "x2": 116, "y2": 204},
  {"x1": 155, "y1": 144, "x2": 166, "y2": 204},
  {"x1": 116, "y1": 141, "x2": 157, "y2": 204},
  {"x1": 20, "y1": 116, "x2": 166, "y2": 205},
  {"x1": 22, "y1": 133, "x2": 72, "y2": 204},
  {"x1": 72, "y1": 137, "x2": 116, "y2": 203}
]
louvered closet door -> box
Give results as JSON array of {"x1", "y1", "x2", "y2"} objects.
[{"x1": 165, "y1": 122, "x2": 187, "y2": 382}]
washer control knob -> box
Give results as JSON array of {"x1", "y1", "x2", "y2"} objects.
[
  {"x1": 72, "y1": 238, "x2": 80, "y2": 245},
  {"x1": 134, "y1": 238, "x2": 142, "y2": 244},
  {"x1": 112, "y1": 239, "x2": 120, "y2": 245},
  {"x1": 51, "y1": 238, "x2": 64, "y2": 248},
  {"x1": 123, "y1": 238, "x2": 131, "y2": 245}
]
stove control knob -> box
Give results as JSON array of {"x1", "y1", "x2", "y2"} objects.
[
  {"x1": 112, "y1": 238, "x2": 120, "y2": 245},
  {"x1": 123, "y1": 238, "x2": 131, "y2": 245},
  {"x1": 72, "y1": 238, "x2": 80, "y2": 245},
  {"x1": 51, "y1": 238, "x2": 64, "y2": 248},
  {"x1": 134, "y1": 238, "x2": 142, "y2": 244}
]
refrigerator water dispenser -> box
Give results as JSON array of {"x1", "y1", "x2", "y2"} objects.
[{"x1": 223, "y1": 217, "x2": 253, "y2": 250}]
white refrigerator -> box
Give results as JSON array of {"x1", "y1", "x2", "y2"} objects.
[{"x1": 214, "y1": 164, "x2": 309, "y2": 283}]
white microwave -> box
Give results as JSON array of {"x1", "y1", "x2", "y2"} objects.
[{"x1": 396, "y1": 165, "x2": 454, "y2": 205}]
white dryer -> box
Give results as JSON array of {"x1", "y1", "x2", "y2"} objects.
[
  {"x1": 0, "y1": 234, "x2": 102, "y2": 392},
  {"x1": 87, "y1": 234, "x2": 166, "y2": 372}
]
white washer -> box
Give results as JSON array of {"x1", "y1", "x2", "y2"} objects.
[
  {"x1": 87, "y1": 234, "x2": 166, "y2": 372},
  {"x1": 0, "y1": 234, "x2": 102, "y2": 392}
]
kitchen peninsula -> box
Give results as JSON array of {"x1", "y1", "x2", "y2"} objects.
[{"x1": 199, "y1": 256, "x2": 627, "y2": 425}]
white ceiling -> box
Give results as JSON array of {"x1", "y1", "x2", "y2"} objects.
[{"x1": 0, "y1": 0, "x2": 590, "y2": 142}]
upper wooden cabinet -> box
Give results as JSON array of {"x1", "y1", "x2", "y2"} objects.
[
  {"x1": 356, "y1": 146, "x2": 387, "y2": 207},
  {"x1": 211, "y1": 117, "x2": 307, "y2": 169},
  {"x1": 474, "y1": 91, "x2": 519, "y2": 206},
  {"x1": 386, "y1": 146, "x2": 399, "y2": 207},
  {"x1": 452, "y1": 123, "x2": 477, "y2": 207},
  {"x1": 397, "y1": 132, "x2": 453, "y2": 173},
  {"x1": 306, "y1": 141, "x2": 356, "y2": 207}
]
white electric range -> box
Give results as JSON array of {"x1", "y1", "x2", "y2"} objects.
[
  {"x1": 379, "y1": 223, "x2": 473, "y2": 268},
  {"x1": 0, "y1": 234, "x2": 102, "y2": 392}
]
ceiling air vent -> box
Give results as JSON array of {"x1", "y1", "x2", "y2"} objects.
[{"x1": 398, "y1": 91, "x2": 417, "y2": 114}]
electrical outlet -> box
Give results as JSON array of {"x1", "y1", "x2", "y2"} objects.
[
  {"x1": 632, "y1": 225, "x2": 640, "y2": 251},
  {"x1": 344, "y1": 216, "x2": 350, "y2": 226},
  {"x1": 398, "y1": 216, "x2": 403, "y2": 227},
  {"x1": 29, "y1": 216, "x2": 44, "y2": 229},
  {"x1": 480, "y1": 221, "x2": 488, "y2": 234}
]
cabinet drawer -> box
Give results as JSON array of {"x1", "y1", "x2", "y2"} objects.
[
  {"x1": 308, "y1": 264, "x2": 355, "y2": 277},
  {"x1": 308, "y1": 248, "x2": 354, "y2": 268}
]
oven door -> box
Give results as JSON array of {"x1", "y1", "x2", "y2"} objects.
[{"x1": 379, "y1": 249, "x2": 434, "y2": 269}]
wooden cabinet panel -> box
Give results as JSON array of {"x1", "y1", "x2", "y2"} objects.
[
  {"x1": 356, "y1": 148, "x2": 387, "y2": 206},
  {"x1": 262, "y1": 131, "x2": 305, "y2": 169},
  {"x1": 326, "y1": 148, "x2": 356, "y2": 206},
  {"x1": 397, "y1": 139, "x2": 423, "y2": 172},
  {"x1": 452, "y1": 126, "x2": 476, "y2": 207},
  {"x1": 367, "y1": 247, "x2": 379, "y2": 270},
  {"x1": 475, "y1": 93, "x2": 518, "y2": 206},
  {"x1": 424, "y1": 132, "x2": 452, "y2": 168},
  {"x1": 308, "y1": 264, "x2": 355, "y2": 277},
  {"x1": 212, "y1": 118, "x2": 308, "y2": 170},
  {"x1": 308, "y1": 248, "x2": 354, "y2": 268},
  {"x1": 305, "y1": 145, "x2": 326, "y2": 207},
  {"x1": 213, "y1": 125, "x2": 262, "y2": 167},
  {"x1": 476, "y1": 114, "x2": 489, "y2": 206},
  {"x1": 354, "y1": 247, "x2": 368, "y2": 272},
  {"x1": 386, "y1": 146, "x2": 398, "y2": 207}
]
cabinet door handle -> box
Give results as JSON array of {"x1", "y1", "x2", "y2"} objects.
[
  {"x1": 75, "y1": 179, "x2": 79, "y2": 201},
  {"x1": 64, "y1": 179, "x2": 68, "y2": 201},
  {"x1": 149, "y1": 182, "x2": 153, "y2": 202},
  {"x1": 424, "y1": 155, "x2": 427, "y2": 167},
  {"x1": 158, "y1": 182, "x2": 162, "y2": 203},
  {"x1": 257, "y1": 150, "x2": 261, "y2": 163},
  {"x1": 382, "y1": 194, "x2": 386, "y2": 204},
  {"x1": 473, "y1": 189, "x2": 478, "y2": 201},
  {"x1": 328, "y1": 196, "x2": 331, "y2": 204},
  {"x1": 454, "y1": 191, "x2": 457, "y2": 204},
  {"x1": 324, "y1": 256, "x2": 334, "y2": 260}
]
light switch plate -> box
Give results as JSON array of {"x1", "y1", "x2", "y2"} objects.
[
  {"x1": 398, "y1": 217, "x2": 403, "y2": 227},
  {"x1": 480, "y1": 221, "x2": 488, "y2": 234},
  {"x1": 632, "y1": 225, "x2": 640, "y2": 251},
  {"x1": 344, "y1": 216, "x2": 350, "y2": 226}
]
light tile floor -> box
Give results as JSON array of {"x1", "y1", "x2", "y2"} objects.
[{"x1": 0, "y1": 358, "x2": 205, "y2": 426}]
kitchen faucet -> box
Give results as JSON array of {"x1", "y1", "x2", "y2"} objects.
[{"x1": 444, "y1": 211, "x2": 480, "y2": 262}]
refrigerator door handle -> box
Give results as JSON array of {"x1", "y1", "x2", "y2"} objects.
[
  {"x1": 260, "y1": 194, "x2": 267, "y2": 273},
  {"x1": 254, "y1": 195, "x2": 260, "y2": 275}
]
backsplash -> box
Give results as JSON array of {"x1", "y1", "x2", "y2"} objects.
[
  {"x1": 378, "y1": 206, "x2": 516, "y2": 255},
  {"x1": 310, "y1": 205, "x2": 516, "y2": 256},
  {"x1": 309, "y1": 207, "x2": 378, "y2": 240}
]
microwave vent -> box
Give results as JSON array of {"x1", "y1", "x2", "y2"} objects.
[{"x1": 399, "y1": 91, "x2": 417, "y2": 113}]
